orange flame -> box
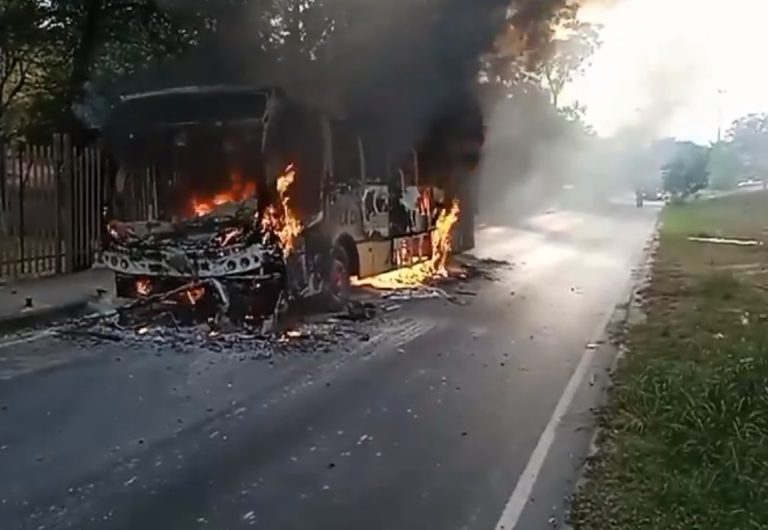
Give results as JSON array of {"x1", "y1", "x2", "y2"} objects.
[
  {"x1": 260, "y1": 164, "x2": 303, "y2": 255},
  {"x1": 352, "y1": 199, "x2": 461, "y2": 289},
  {"x1": 431, "y1": 199, "x2": 460, "y2": 275},
  {"x1": 193, "y1": 200, "x2": 213, "y2": 217},
  {"x1": 185, "y1": 285, "x2": 206, "y2": 305},
  {"x1": 135, "y1": 278, "x2": 152, "y2": 297},
  {"x1": 192, "y1": 171, "x2": 257, "y2": 217},
  {"x1": 419, "y1": 187, "x2": 432, "y2": 216}
]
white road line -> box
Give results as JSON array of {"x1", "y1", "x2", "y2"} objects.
[
  {"x1": 494, "y1": 302, "x2": 624, "y2": 530},
  {"x1": 492, "y1": 210, "x2": 659, "y2": 529},
  {"x1": 494, "y1": 312, "x2": 612, "y2": 530},
  {"x1": 493, "y1": 219, "x2": 658, "y2": 530},
  {"x1": 0, "y1": 329, "x2": 56, "y2": 350}
]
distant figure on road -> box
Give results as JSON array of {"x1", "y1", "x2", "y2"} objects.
[{"x1": 635, "y1": 189, "x2": 644, "y2": 208}]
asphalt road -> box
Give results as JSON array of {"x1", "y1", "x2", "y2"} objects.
[{"x1": 0, "y1": 202, "x2": 658, "y2": 530}]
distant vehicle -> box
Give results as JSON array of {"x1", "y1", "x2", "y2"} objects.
[
  {"x1": 737, "y1": 179, "x2": 762, "y2": 188},
  {"x1": 641, "y1": 187, "x2": 665, "y2": 201}
]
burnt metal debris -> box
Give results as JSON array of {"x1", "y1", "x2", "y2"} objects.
[
  {"x1": 102, "y1": 205, "x2": 287, "y2": 329},
  {"x1": 31, "y1": 254, "x2": 509, "y2": 368}
]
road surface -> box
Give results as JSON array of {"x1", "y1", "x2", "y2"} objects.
[{"x1": 0, "y1": 202, "x2": 658, "y2": 530}]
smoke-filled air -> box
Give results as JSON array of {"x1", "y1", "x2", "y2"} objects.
[
  {"x1": 481, "y1": 0, "x2": 768, "y2": 220},
  {"x1": 4, "y1": 3, "x2": 768, "y2": 529},
  {"x1": 3, "y1": 0, "x2": 768, "y2": 218}
]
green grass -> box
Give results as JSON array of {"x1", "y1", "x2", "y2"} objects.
[
  {"x1": 663, "y1": 190, "x2": 768, "y2": 240},
  {"x1": 572, "y1": 192, "x2": 768, "y2": 530}
]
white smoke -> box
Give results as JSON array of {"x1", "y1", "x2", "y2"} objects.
[{"x1": 566, "y1": 0, "x2": 768, "y2": 143}]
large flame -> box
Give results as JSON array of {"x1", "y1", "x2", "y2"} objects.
[
  {"x1": 135, "y1": 278, "x2": 152, "y2": 297},
  {"x1": 192, "y1": 171, "x2": 257, "y2": 217},
  {"x1": 353, "y1": 199, "x2": 461, "y2": 289},
  {"x1": 431, "y1": 199, "x2": 460, "y2": 275},
  {"x1": 419, "y1": 187, "x2": 432, "y2": 216},
  {"x1": 260, "y1": 164, "x2": 303, "y2": 255}
]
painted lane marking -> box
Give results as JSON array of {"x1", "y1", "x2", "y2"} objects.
[
  {"x1": 494, "y1": 221, "x2": 657, "y2": 530},
  {"x1": 0, "y1": 329, "x2": 56, "y2": 350},
  {"x1": 494, "y1": 309, "x2": 613, "y2": 530}
]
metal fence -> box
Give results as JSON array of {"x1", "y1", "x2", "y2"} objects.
[{"x1": 0, "y1": 135, "x2": 107, "y2": 280}]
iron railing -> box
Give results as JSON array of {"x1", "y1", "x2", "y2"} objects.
[{"x1": 0, "y1": 135, "x2": 108, "y2": 280}]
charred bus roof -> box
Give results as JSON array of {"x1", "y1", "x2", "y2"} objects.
[
  {"x1": 107, "y1": 85, "x2": 282, "y2": 132},
  {"x1": 104, "y1": 85, "x2": 288, "y2": 168},
  {"x1": 121, "y1": 85, "x2": 278, "y2": 101}
]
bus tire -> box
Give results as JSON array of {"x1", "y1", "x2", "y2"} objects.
[{"x1": 324, "y1": 244, "x2": 352, "y2": 312}]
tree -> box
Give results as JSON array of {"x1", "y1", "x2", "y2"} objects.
[
  {"x1": 707, "y1": 141, "x2": 742, "y2": 190},
  {"x1": 662, "y1": 142, "x2": 710, "y2": 198},
  {"x1": 44, "y1": 1, "x2": 194, "y2": 134},
  {"x1": 1, "y1": 0, "x2": 201, "y2": 140},
  {"x1": 727, "y1": 113, "x2": 768, "y2": 189},
  {"x1": 486, "y1": 4, "x2": 601, "y2": 108},
  {"x1": 536, "y1": 6, "x2": 601, "y2": 108},
  {"x1": 258, "y1": 0, "x2": 336, "y2": 62},
  {"x1": 0, "y1": 0, "x2": 51, "y2": 139}
]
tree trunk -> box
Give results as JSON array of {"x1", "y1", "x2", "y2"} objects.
[{"x1": 62, "y1": 0, "x2": 106, "y2": 137}]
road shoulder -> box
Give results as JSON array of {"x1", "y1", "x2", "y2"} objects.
[
  {"x1": 503, "y1": 227, "x2": 659, "y2": 530},
  {"x1": 572, "y1": 191, "x2": 768, "y2": 529}
]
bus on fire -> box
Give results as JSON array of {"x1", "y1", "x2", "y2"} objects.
[{"x1": 99, "y1": 85, "x2": 481, "y2": 322}]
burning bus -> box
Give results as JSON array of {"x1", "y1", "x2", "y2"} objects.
[{"x1": 99, "y1": 85, "x2": 481, "y2": 322}]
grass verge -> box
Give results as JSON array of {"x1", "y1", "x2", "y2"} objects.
[{"x1": 572, "y1": 192, "x2": 768, "y2": 530}]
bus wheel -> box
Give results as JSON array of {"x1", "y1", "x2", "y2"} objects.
[{"x1": 325, "y1": 245, "x2": 351, "y2": 311}]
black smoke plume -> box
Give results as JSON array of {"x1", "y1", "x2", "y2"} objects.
[{"x1": 115, "y1": 0, "x2": 572, "y2": 160}]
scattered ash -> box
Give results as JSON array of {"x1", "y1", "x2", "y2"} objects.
[
  {"x1": 455, "y1": 255, "x2": 513, "y2": 282},
  {"x1": 380, "y1": 287, "x2": 454, "y2": 301},
  {"x1": 55, "y1": 299, "x2": 396, "y2": 359},
  {"x1": 352, "y1": 255, "x2": 511, "y2": 302},
  {"x1": 49, "y1": 256, "x2": 504, "y2": 355}
]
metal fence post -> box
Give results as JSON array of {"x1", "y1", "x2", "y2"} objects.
[
  {"x1": 53, "y1": 134, "x2": 63, "y2": 274},
  {"x1": 63, "y1": 134, "x2": 75, "y2": 274},
  {"x1": 17, "y1": 145, "x2": 25, "y2": 275},
  {"x1": 54, "y1": 134, "x2": 74, "y2": 274},
  {"x1": 0, "y1": 135, "x2": 6, "y2": 238}
]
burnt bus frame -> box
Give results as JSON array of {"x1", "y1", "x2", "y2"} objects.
[{"x1": 101, "y1": 86, "x2": 456, "y2": 303}]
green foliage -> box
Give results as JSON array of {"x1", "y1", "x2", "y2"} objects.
[
  {"x1": 707, "y1": 142, "x2": 742, "y2": 190},
  {"x1": 485, "y1": 4, "x2": 602, "y2": 109},
  {"x1": 4, "y1": 0, "x2": 600, "y2": 140},
  {"x1": 40, "y1": 0, "x2": 197, "y2": 135},
  {"x1": 1, "y1": 0, "x2": 200, "y2": 138},
  {"x1": 726, "y1": 113, "x2": 768, "y2": 186},
  {"x1": 537, "y1": 10, "x2": 602, "y2": 108},
  {"x1": 662, "y1": 142, "x2": 710, "y2": 198},
  {"x1": 663, "y1": 190, "x2": 768, "y2": 240},
  {"x1": 0, "y1": 0, "x2": 52, "y2": 138}
]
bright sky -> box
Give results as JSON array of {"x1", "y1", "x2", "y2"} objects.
[{"x1": 563, "y1": 0, "x2": 768, "y2": 143}]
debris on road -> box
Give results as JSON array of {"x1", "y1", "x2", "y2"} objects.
[
  {"x1": 688, "y1": 236, "x2": 762, "y2": 246},
  {"x1": 338, "y1": 301, "x2": 377, "y2": 321}
]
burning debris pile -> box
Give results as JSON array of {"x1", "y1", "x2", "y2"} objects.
[
  {"x1": 60, "y1": 297, "x2": 398, "y2": 361},
  {"x1": 101, "y1": 163, "x2": 306, "y2": 332}
]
